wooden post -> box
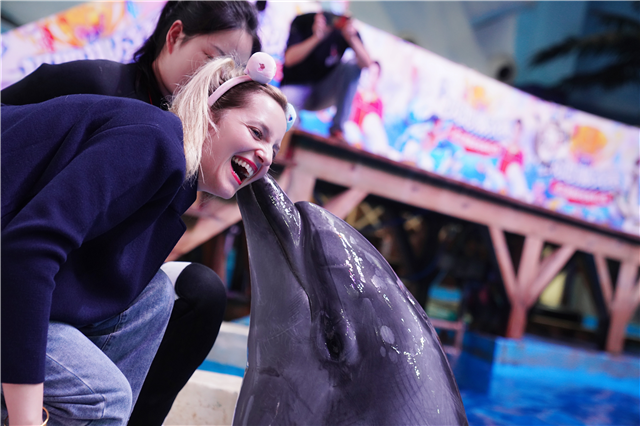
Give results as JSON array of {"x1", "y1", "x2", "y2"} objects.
[
  {"x1": 517, "y1": 236, "x2": 544, "y2": 290},
  {"x1": 606, "y1": 261, "x2": 640, "y2": 353},
  {"x1": 489, "y1": 225, "x2": 528, "y2": 338},
  {"x1": 506, "y1": 300, "x2": 528, "y2": 339}
]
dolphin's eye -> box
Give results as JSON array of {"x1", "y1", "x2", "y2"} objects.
[
  {"x1": 326, "y1": 329, "x2": 343, "y2": 360},
  {"x1": 322, "y1": 314, "x2": 343, "y2": 360}
]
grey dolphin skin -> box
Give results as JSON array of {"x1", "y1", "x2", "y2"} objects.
[{"x1": 234, "y1": 174, "x2": 468, "y2": 426}]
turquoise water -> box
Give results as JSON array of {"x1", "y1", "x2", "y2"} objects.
[{"x1": 460, "y1": 375, "x2": 639, "y2": 426}]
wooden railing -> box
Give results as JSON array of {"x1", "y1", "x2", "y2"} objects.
[{"x1": 170, "y1": 131, "x2": 640, "y2": 354}]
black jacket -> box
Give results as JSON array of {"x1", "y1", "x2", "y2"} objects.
[
  {"x1": 1, "y1": 59, "x2": 166, "y2": 109},
  {"x1": 281, "y1": 12, "x2": 353, "y2": 86}
]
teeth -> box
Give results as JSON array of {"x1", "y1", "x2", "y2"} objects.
[{"x1": 232, "y1": 157, "x2": 255, "y2": 179}]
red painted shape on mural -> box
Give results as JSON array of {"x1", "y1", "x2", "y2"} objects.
[{"x1": 550, "y1": 180, "x2": 613, "y2": 206}]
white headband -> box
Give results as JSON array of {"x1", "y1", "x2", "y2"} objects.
[{"x1": 207, "y1": 52, "x2": 297, "y2": 132}]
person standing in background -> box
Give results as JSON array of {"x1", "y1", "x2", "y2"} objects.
[
  {"x1": 280, "y1": 11, "x2": 372, "y2": 141},
  {"x1": 1, "y1": 2, "x2": 261, "y2": 424}
]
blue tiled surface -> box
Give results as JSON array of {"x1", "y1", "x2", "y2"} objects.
[
  {"x1": 494, "y1": 336, "x2": 640, "y2": 382},
  {"x1": 198, "y1": 359, "x2": 245, "y2": 377},
  {"x1": 581, "y1": 314, "x2": 640, "y2": 339},
  {"x1": 231, "y1": 315, "x2": 251, "y2": 326}
]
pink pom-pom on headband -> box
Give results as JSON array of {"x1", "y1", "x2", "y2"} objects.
[
  {"x1": 207, "y1": 52, "x2": 296, "y2": 132},
  {"x1": 245, "y1": 51, "x2": 277, "y2": 84},
  {"x1": 207, "y1": 52, "x2": 277, "y2": 107}
]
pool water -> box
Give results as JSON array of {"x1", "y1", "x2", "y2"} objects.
[
  {"x1": 450, "y1": 333, "x2": 640, "y2": 426},
  {"x1": 202, "y1": 320, "x2": 639, "y2": 425},
  {"x1": 460, "y1": 378, "x2": 640, "y2": 426}
]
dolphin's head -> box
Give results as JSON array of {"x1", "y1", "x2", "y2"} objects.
[{"x1": 235, "y1": 174, "x2": 467, "y2": 425}]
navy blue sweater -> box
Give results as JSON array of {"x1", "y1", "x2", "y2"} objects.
[{"x1": 1, "y1": 95, "x2": 197, "y2": 384}]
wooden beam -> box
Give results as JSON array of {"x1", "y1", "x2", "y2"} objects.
[
  {"x1": 290, "y1": 148, "x2": 639, "y2": 263},
  {"x1": 488, "y1": 225, "x2": 518, "y2": 304},
  {"x1": 525, "y1": 245, "x2": 575, "y2": 307},
  {"x1": 486, "y1": 229, "x2": 576, "y2": 339},
  {"x1": 167, "y1": 203, "x2": 241, "y2": 261},
  {"x1": 280, "y1": 165, "x2": 316, "y2": 203},
  {"x1": 323, "y1": 188, "x2": 368, "y2": 220},
  {"x1": 273, "y1": 168, "x2": 292, "y2": 195},
  {"x1": 185, "y1": 196, "x2": 237, "y2": 218},
  {"x1": 594, "y1": 254, "x2": 614, "y2": 311},
  {"x1": 517, "y1": 235, "x2": 544, "y2": 289}
]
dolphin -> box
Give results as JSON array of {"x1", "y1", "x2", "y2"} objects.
[{"x1": 234, "y1": 174, "x2": 468, "y2": 426}]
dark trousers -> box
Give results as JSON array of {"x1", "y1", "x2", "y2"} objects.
[{"x1": 127, "y1": 263, "x2": 227, "y2": 426}]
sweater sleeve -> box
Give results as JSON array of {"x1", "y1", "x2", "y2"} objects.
[{"x1": 1, "y1": 99, "x2": 185, "y2": 384}]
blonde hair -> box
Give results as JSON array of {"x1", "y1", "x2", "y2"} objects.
[{"x1": 170, "y1": 56, "x2": 288, "y2": 182}]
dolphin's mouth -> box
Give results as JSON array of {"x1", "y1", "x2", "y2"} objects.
[
  {"x1": 239, "y1": 176, "x2": 303, "y2": 247},
  {"x1": 237, "y1": 176, "x2": 307, "y2": 288}
]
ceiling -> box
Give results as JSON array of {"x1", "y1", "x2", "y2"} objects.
[{"x1": 1, "y1": 1, "x2": 82, "y2": 32}]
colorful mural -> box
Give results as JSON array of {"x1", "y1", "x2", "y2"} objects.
[
  {"x1": 1, "y1": 1, "x2": 165, "y2": 88},
  {"x1": 2, "y1": 1, "x2": 638, "y2": 236},
  {"x1": 260, "y1": 8, "x2": 640, "y2": 237}
]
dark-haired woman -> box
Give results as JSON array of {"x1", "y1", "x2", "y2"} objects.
[{"x1": 2, "y1": 2, "x2": 261, "y2": 425}]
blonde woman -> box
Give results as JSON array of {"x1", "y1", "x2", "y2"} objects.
[
  {"x1": 1, "y1": 54, "x2": 293, "y2": 426},
  {"x1": 2, "y1": 3, "x2": 262, "y2": 422}
]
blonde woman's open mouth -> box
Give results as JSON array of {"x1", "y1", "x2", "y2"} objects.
[{"x1": 231, "y1": 155, "x2": 257, "y2": 185}]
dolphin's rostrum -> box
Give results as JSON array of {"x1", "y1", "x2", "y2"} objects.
[{"x1": 235, "y1": 174, "x2": 468, "y2": 426}]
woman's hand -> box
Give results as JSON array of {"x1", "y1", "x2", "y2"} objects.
[
  {"x1": 339, "y1": 17, "x2": 372, "y2": 69},
  {"x1": 2, "y1": 383, "x2": 45, "y2": 425},
  {"x1": 340, "y1": 18, "x2": 358, "y2": 42}
]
